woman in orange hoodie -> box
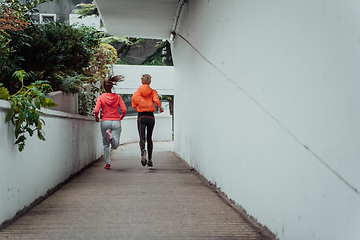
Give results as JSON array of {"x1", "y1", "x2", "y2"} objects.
[
  {"x1": 132, "y1": 74, "x2": 164, "y2": 167},
  {"x1": 94, "y1": 75, "x2": 127, "y2": 169}
]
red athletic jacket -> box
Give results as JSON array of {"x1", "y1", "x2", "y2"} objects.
[
  {"x1": 131, "y1": 83, "x2": 161, "y2": 112},
  {"x1": 94, "y1": 93, "x2": 127, "y2": 121}
]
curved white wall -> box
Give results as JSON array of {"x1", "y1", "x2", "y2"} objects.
[{"x1": 172, "y1": 1, "x2": 360, "y2": 239}]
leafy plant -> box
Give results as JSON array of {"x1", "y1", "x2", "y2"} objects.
[
  {"x1": 56, "y1": 73, "x2": 91, "y2": 94},
  {"x1": 0, "y1": 0, "x2": 55, "y2": 93},
  {"x1": 0, "y1": 83, "x2": 10, "y2": 100},
  {"x1": 0, "y1": 2, "x2": 30, "y2": 93},
  {"x1": 85, "y1": 42, "x2": 118, "y2": 83},
  {"x1": 141, "y1": 40, "x2": 173, "y2": 66},
  {"x1": 18, "y1": 22, "x2": 99, "y2": 89},
  {"x1": 78, "y1": 42, "x2": 118, "y2": 116},
  {"x1": 1, "y1": 0, "x2": 100, "y2": 94},
  {"x1": 0, "y1": 70, "x2": 57, "y2": 152},
  {"x1": 159, "y1": 95, "x2": 173, "y2": 101},
  {"x1": 78, "y1": 85, "x2": 99, "y2": 116},
  {"x1": 72, "y1": 1, "x2": 99, "y2": 18}
]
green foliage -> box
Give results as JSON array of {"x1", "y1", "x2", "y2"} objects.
[
  {"x1": 116, "y1": 57, "x2": 128, "y2": 65},
  {"x1": 0, "y1": 0, "x2": 100, "y2": 94},
  {"x1": 57, "y1": 74, "x2": 91, "y2": 95},
  {"x1": 0, "y1": 1, "x2": 31, "y2": 93},
  {"x1": 17, "y1": 22, "x2": 99, "y2": 90},
  {"x1": 0, "y1": 29, "x2": 11, "y2": 56},
  {"x1": 101, "y1": 35, "x2": 140, "y2": 45},
  {"x1": 4, "y1": 0, "x2": 53, "y2": 18},
  {"x1": 141, "y1": 46, "x2": 167, "y2": 66},
  {"x1": 0, "y1": 0, "x2": 117, "y2": 122},
  {"x1": 0, "y1": 0, "x2": 99, "y2": 93},
  {"x1": 159, "y1": 95, "x2": 173, "y2": 101},
  {"x1": 78, "y1": 42, "x2": 118, "y2": 116},
  {"x1": 0, "y1": 28, "x2": 30, "y2": 93},
  {"x1": 85, "y1": 42, "x2": 118, "y2": 82},
  {"x1": 78, "y1": 85, "x2": 99, "y2": 117},
  {"x1": 3, "y1": 70, "x2": 57, "y2": 152},
  {"x1": 0, "y1": 83, "x2": 10, "y2": 100},
  {"x1": 70, "y1": 1, "x2": 173, "y2": 66},
  {"x1": 72, "y1": 1, "x2": 99, "y2": 18},
  {"x1": 141, "y1": 40, "x2": 173, "y2": 66}
]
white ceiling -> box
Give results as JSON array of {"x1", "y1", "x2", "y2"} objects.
[{"x1": 94, "y1": 0, "x2": 180, "y2": 40}]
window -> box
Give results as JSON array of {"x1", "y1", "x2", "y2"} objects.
[{"x1": 40, "y1": 14, "x2": 56, "y2": 23}]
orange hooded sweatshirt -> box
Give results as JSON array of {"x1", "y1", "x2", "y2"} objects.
[
  {"x1": 94, "y1": 93, "x2": 127, "y2": 121},
  {"x1": 132, "y1": 83, "x2": 161, "y2": 112}
]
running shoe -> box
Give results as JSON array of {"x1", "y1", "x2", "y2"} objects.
[
  {"x1": 141, "y1": 149, "x2": 147, "y2": 166},
  {"x1": 106, "y1": 129, "x2": 113, "y2": 141},
  {"x1": 104, "y1": 164, "x2": 111, "y2": 169},
  {"x1": 147, "y1": 159, "x2": 153, "y2": 167}
]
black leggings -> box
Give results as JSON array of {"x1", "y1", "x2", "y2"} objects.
[{"x1": 137, "y1": 112, "x2": 155, "y2": 160}]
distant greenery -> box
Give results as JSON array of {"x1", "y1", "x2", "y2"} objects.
[
  {"x1": 0, "y1": 0, "x2": 118, "y2": 151},
  {"x1": 16, "y1": 22, "x2": 99, "y2": 91},
  {"x1": 0, "y1": 0, "x2": 51, "y2": 94},
  {"x1": 159, "y1": 95, "x2": 173, "y2": 101},
  {"x1": 79, "y1": 42, "x2": 118, "y2": 116},
  {"x1": 73, "y1": 2, "x2": 173, "y2": 66},
  {"x1": 0, "y1": 0, "x2": 100, "y2": 94},
  {"x1": 72, "y1": 1, "x2": 99, "y2": 18},
  {"x1": 140, "y1": 40, "x2": 173, "y2": 66}
]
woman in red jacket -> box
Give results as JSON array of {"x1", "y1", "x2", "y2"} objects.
[
  {"x1": 132, "y1": 74, "x2": 164, "y2": 167},
  {"x1": 94, "y1": 75, "x2": 127, "y2": 169}
]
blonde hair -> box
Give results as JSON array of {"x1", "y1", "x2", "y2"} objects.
[
  {"x1": 103, "y1": 75, "x2": 124, "y2": 92},
  {"x1": 141, "y1": 74, "x2": 152, "y2": 84}
]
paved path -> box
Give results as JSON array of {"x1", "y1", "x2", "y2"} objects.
[{"x1": 0, "y1": 142, "x2": 273, "y2": 240}]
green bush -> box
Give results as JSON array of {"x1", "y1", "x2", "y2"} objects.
[
  {"x1": 17, "y1": 22, "x2": 99, "y2": 91},
  {"x1": 0, "y1": 2, "x2": 100, "y2": 94},
  {"x1": 0, "y1": 70, "x2": 57, "y2": 152},
  {"x1": 57, "y1": 73, "x2": 92, "y2": 94}
]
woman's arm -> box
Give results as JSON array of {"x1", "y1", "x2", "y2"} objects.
[
  {"x1": 152, "y1": 90, "x2": 164, "y2": 112},
  {"x1": 119, "y1": 96, "x2": 127, "y2": 120},
  {"x1": 152, "y1": 89, "x2": 161, "y2": 107}
]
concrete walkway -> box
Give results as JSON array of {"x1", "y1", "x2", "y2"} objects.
[{"x1": 0, "y1": 142, "x2": 274, "y2": 240}]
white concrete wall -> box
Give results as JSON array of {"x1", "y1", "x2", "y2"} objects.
[
  {"x1": 113, "y1": 65, "x2": 174, "y2": 95},
  {"x1": 120, "y1": 114, "x2": 173, "y2": 144},
  {"x1": 46, "y1": 91, "x2": 78, "y2": 114},
  {"x1": 0, "y1": 100, "x2": 102, "y2": 226},
  {"x1": 172, "y1": 1, "x2": 360, "y2": 239}
]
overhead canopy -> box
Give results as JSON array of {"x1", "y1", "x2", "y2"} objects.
[{"x1": 94, "y1": 0, "x2": 180, "y2": 40}]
